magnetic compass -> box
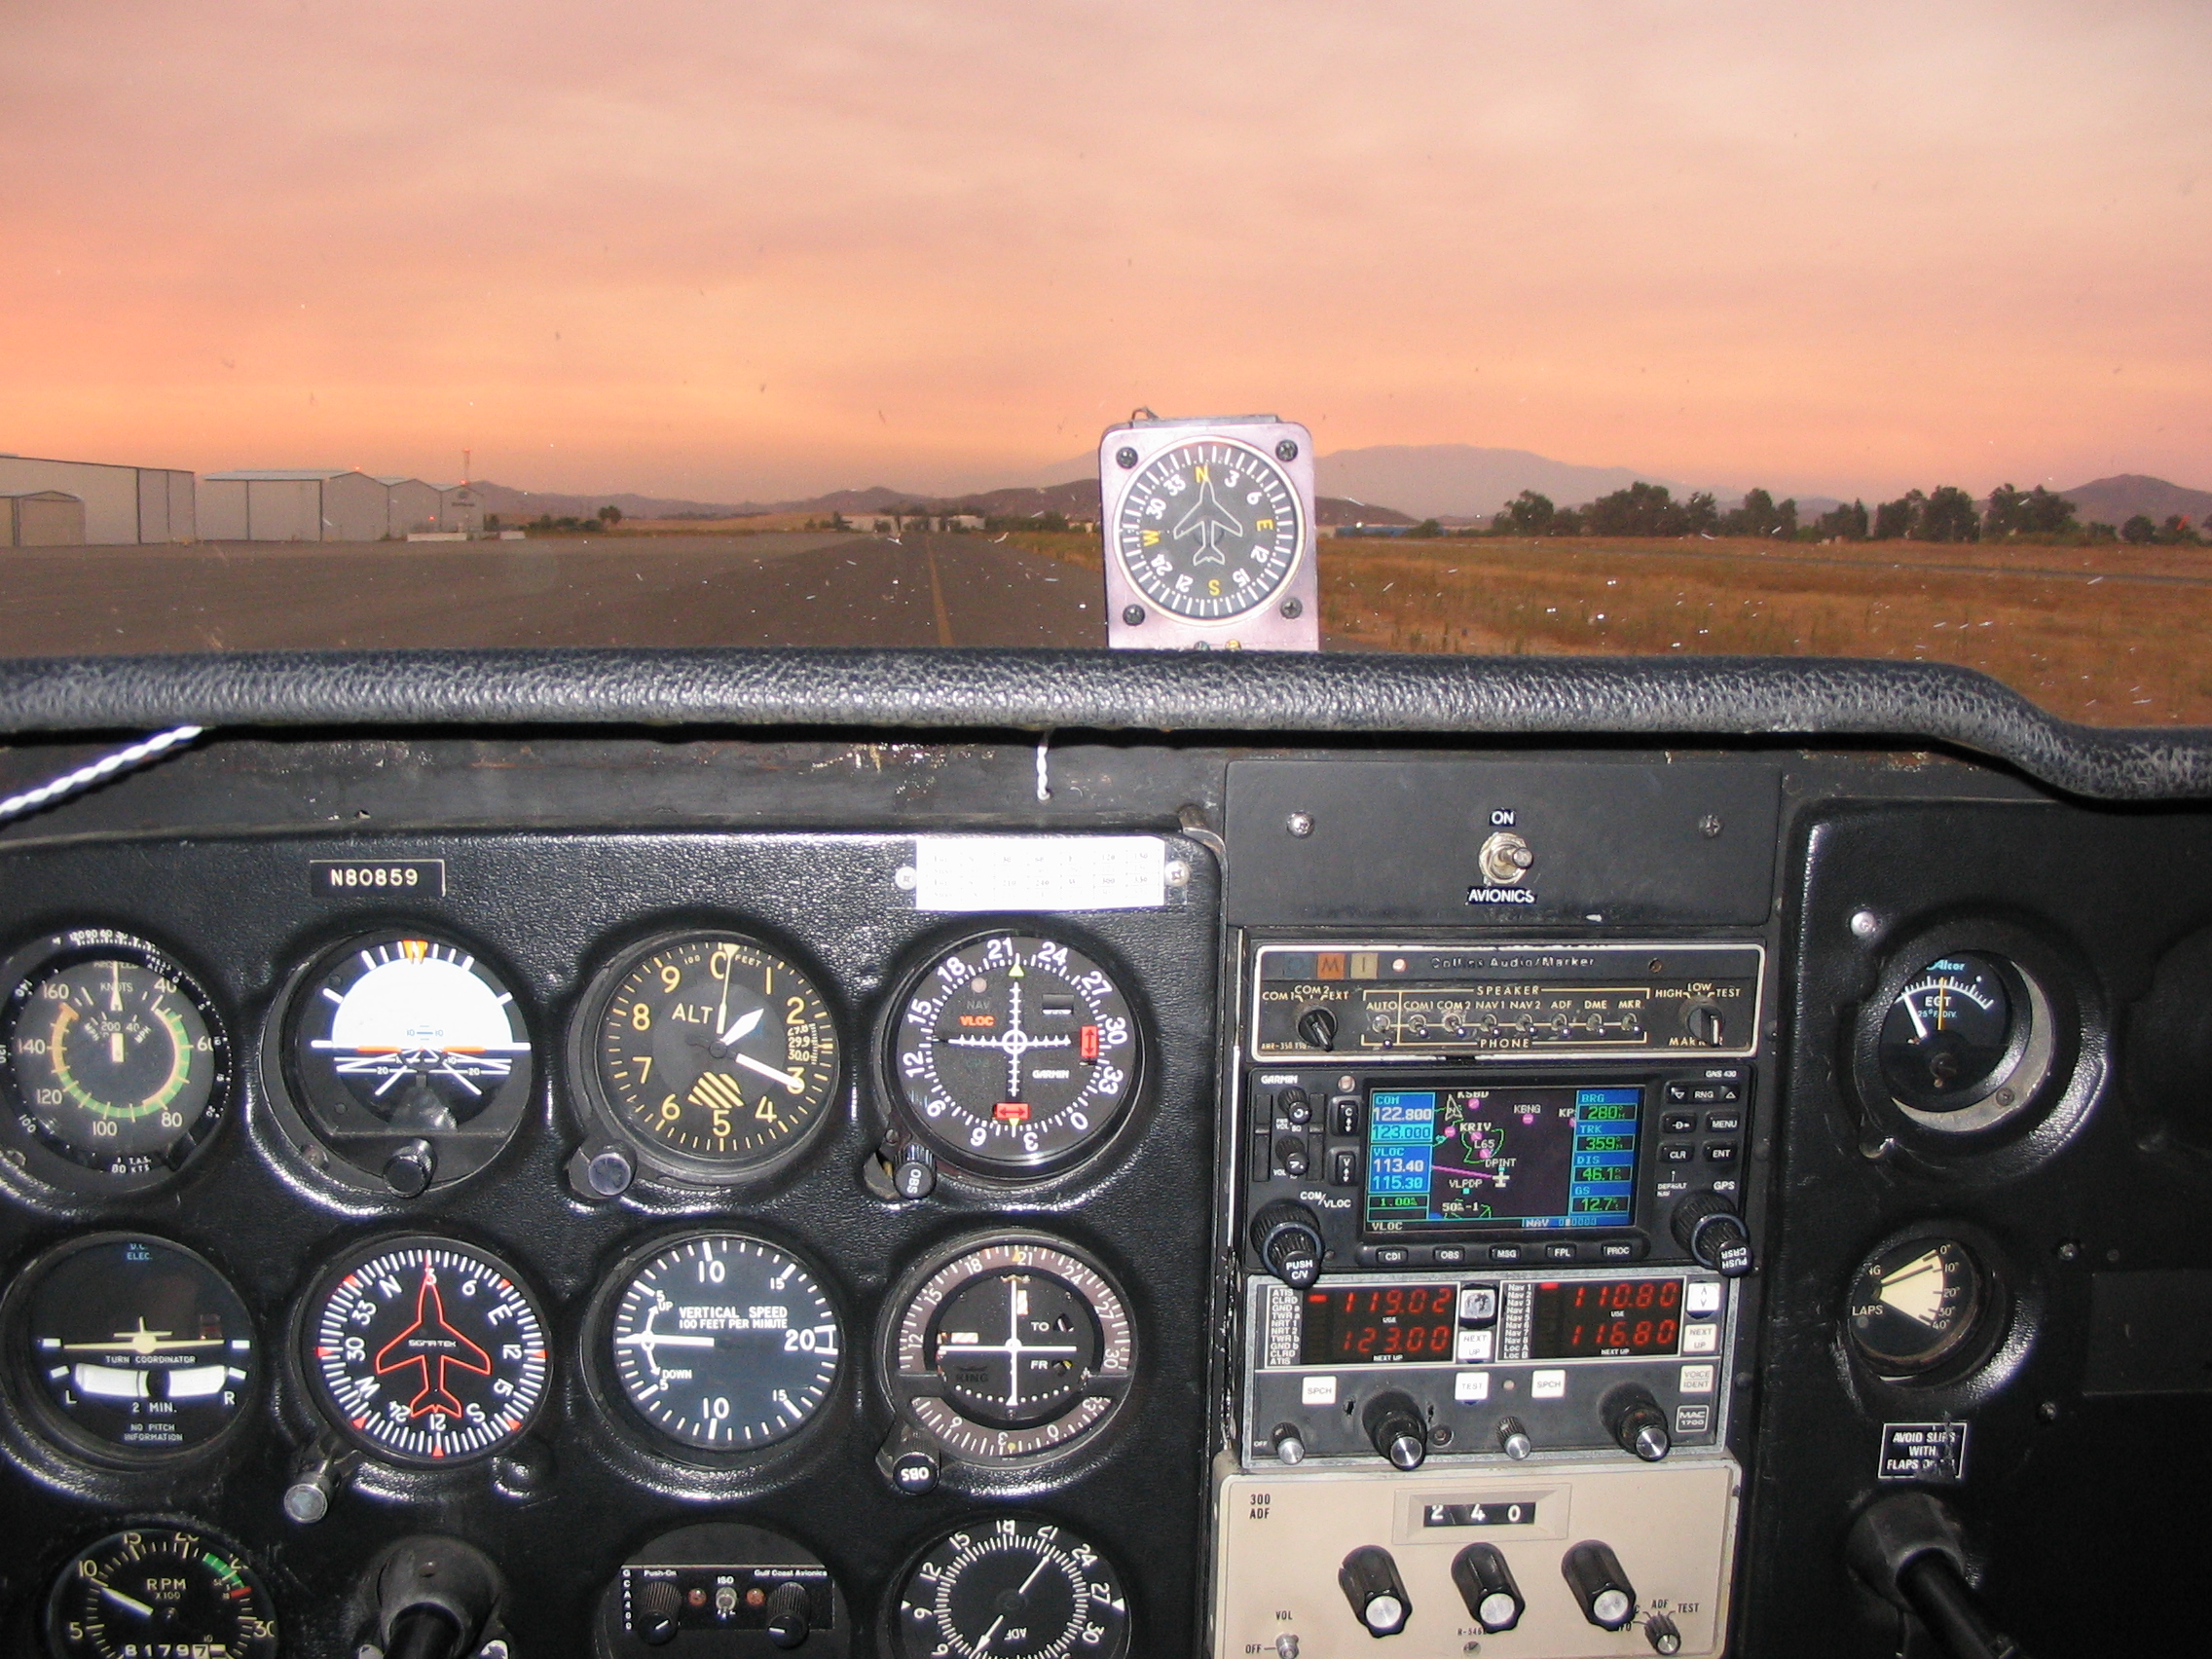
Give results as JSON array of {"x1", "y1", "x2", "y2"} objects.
[
  {"x1": 1099, "y1": 414, "x2": 1318, "y2": 650},
  {"x1": 276, "y1": 931, "x2": 534, "y2": 1193},
  {"x1": 600, "y1": 1231, "x2": 842, "y2": 1456},
  {"x1": 0, "y1": 929, "x2": 231, "y2": 1188},
  {"x1": 46, "y1": 1527, "x2": 278, "y2": 1659},
  {"x1": 881, "y1": 1234, "x2": 1135, "y2": 1468},
  {"x1": 302, "y1": 1235, "x2": 550, "y2": 1465},
  {"x1": 1846, "y1": 1236, "x2": 1991, "y2": 1378},
  {"x1": 887, "y1": 932, "x2": 1141, "y2": 1179},
  {"x1": 892, "y1": 1516, "x2": 1130, "y2": 1659}
]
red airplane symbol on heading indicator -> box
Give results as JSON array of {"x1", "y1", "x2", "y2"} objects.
[{"x1": 374, "y1": 1265, "x2": 492, "y2": 1419}]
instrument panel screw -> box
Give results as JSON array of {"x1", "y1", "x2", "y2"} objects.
[
  {"x1": 1122, "y1": 604, "x2": 1146, "y2": 626},
  {"x1": 1276, "y1": 439, "x2": 1299, "y2": 461},
  {"x1": 1286, "y1": 812, "x2": 1314, "y2": 838},
  {"x1": 1849, "y1": 909, "x2": 1880, "y2": 939},
  {"x1": 584, "y1": 1146, "x2": 634, "y2": 1198},
  {"x1": 478, "y1": 1644, "x2": 510, "y2": 1659},
  {"x1": 2057, "y1": 1239, "x2": 2080, "y2": 1262},
  {"x1": 1280, "y1": 597, "x2": 1303, "y2": 618},
  {"x1": 1698, "y1": 814, "x2": 1723, "y2": 838},
  {"x1": 1116, "y1": 447, "x2": 1138, "y2": 468}
]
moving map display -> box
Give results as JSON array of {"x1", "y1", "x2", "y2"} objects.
[{"x1": 1365, "y1": 1085, "x2": 1641, "y2": 1232}]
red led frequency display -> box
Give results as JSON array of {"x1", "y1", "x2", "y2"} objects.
[
  {"x1": 1530, "y1": 1276, "x2": 1682, "y2": 1358},
  {"x1": 1300, "y1": 1283, "x2": 1457, "y2": 1364}
]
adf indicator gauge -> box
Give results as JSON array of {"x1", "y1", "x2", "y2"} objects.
[{"x1": 1101, "y1": 414, "x2": 1318, "y2": 652}]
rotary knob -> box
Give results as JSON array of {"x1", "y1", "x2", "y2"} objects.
[
  {"x1": 1563, "y1": 1540, "x2": 1638, "y2": 1632},
  {"x1": 1672, "y1": 1192, "x2": 1752, "y2": 1277},
  {"x1": 633, "y1": 1579, "x2": 682, "y2": 1646},
  {"x1": 1604, "y1": 1385, "x2": 1672, "y2": 1462},
  {"x1": 1451, "y1": 1544, "x2": 1525, "y2": 1634},
  {"x1": 763, "y1": 1581, "x2": 812, "y2": 1649},
  {"x1": 1363, "y1": 1391, "x2": 1428, "y2": 1470},
  {"x1": 1298, "y1": 1007, "x2": 1339, "y2": 1051},
  {"x1": 1251, "y1": 1201, "x2": 1325, "y2": 1289},
  {"x1": 1339, "y1": 1546, "x2": 1412, "y2": 1638}
]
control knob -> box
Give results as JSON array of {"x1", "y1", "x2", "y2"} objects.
[
  {"x1": 1450, "y1": 1544, "x2": 1525, "y2": 1634},
  {"x1": 1363, "y1": 1391, "x2": 1428, "y2": 1470},
  {"x1": 1251, "y1": 1201, "x2": 1325, "y2": 1289},
  {"x1": 763, "y1": 1580, "x2": 812, "y2": 1649},
  {"x1": 1645, "y1": 1609, "x2": 1684, "y2": 1653},
  {"x1": 1604, "y1": 1385, "x2": 1672, "y2": 1462},
  {"x1": 1672, "y1": 1192, "x2": 1752, "y2": 1277},
  {"x1": 1682, "y1": 1003, "x2": 1726, "y2": 1046},
  {"x1": 1496, "y1": 1417, "x2": 1533, "y2": 1460},
  {"x1": 1298, "y1": 1007, "x2": 1339, "y2": 1051},
  {"x1": 1271, "y1": 1423, "x2": 1308, "y2": 1465},
  {"x1": 1339, "y1": 1546, "x2": 1412, "y2": 1638},
  {"x1": 1562, "y1": 1540, "x2": 1638, "y2": 1632}
]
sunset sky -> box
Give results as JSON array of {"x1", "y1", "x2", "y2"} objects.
[{"x1": 3, "y1": 1, "x2": 2207, "y2": 501}]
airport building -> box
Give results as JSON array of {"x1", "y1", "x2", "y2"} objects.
[
  {"x1": 200, "y1": 470, "x2": 478, "y2": 541},
  {"x1": 0, "y1": 454, "x2": 196, "y2": 545}
]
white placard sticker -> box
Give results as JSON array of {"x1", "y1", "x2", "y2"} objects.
[
  {"x1": 1302, "y1": 1375, "x2": 1339, "y2": 1406},
  {"x1": 910, "y1": 835, "x2": 1167, "y2": 912}
]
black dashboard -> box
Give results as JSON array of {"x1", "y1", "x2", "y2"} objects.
[{"x1": 1, "y1": 647, "x2": 2208, "y2": 1659}]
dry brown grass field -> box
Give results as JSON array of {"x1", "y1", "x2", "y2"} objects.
[{"x1": 1004, "y1": 530, "x2": 2212, "y2": 726}]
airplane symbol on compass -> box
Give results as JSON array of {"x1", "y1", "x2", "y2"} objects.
[
  {"x1": 1171, "y1": 462, "x2": 1246, "y2": 566},
  {"x1": 374, "y1": 1265, "x2": 493, "y2": 1419}
]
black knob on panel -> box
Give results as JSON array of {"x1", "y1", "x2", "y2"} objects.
[
  {"x1": 1644, "y1": 1609, "x2": 1683, "y2": 1653},
  {"x1": 632, "y1": 1579, "x2": 682, "y2": 1646},
  {"x1": 764, "y1": 1581, "x2": 812, "y2": 1649},
  {"x1": 1280, "y1": 1088, "x2": 1312, "y2": 1124},
  {"x1": 1562, "y1": 1540, "x2": 1638, "y2": 1631},
  {"x1": 1277, "y1": 1137, "x2": 1311, "y2": 1178},
  {"x1": 1450, "y1": 1544, "x2": 1525, "y2": 1634},
  {"x1": 1252, "y1": 1201, "x2": 1325, "y2": 1288},
  {"x1": 1363, "y1": 1391, "x2": 1429, "y2": 1470},
  {"x1": 1682, "y1": 1003, "x2": 1725, "y2": 1046},
  {"x1": 1604, "y1": 1386, "x2": 1672, "y2": 1462},
  {"x1": 1298, "y1": 1007, "x2": 1339, "y2": 1051},
  {"x1": 384, "y1": 1138, "x2": 435, "y2": 1198},
  {"x1": 1671, "y1": 1192, "x2": 1752, "y2": 1277},
  {"x1": 1339, "y1": 1546, "x2": 1412, "y2": 1638}
]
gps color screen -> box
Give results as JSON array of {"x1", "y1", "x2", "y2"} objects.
[{"x1": 1365, "y1": 1085, "x2": 1641, "y2": 1232}]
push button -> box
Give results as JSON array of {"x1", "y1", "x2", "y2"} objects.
[
  {"x1": 1374, "y1": 1245, "x2": 1410, "y2": 1267},
  {"x1": 1704, "y1": 1142, "x2": 1738, "y2": 1163},
  {"x1": 1660, "y1": 1143, "x2": 1694, "y2": 1164},
  {"x1": 1489, "y1": 1244, "x2": 1526, "y2": 1264},
  {"x1": 1331, "y1": 1097, "x2": 1362, "y2": 1136},
  {"x1": 1661, "y1": 1112, "x2": 1698, "y2": 1135},
  {"x1": 1458, "y1": 1285, "x2": 1498, "y2": 1323},
  {"x1": 1600, "y1": 1239, "x2": 1641, "y2": 1261},
  {"x1": 1544, "y1": 1242, "x2": 1577, "y2": 1261},
  {"x1": 1432, "y1": 1244, "x2": 1467, "y2": 1265},
  {"x1": 1705, "y1": 1112, "x2": 1742, "y2": 1133},
  {"x1": 1331, "y1": 1148, "x2": 1359, "y2": 1187}
]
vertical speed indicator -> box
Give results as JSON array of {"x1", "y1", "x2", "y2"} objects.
[{"x1": 888, "y1": 933, "x2": 1141, "y2": 1178}]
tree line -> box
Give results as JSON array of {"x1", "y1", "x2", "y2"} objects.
[{"x1": 1461, "y1": 481, "x2": 2200, "y2": 545}]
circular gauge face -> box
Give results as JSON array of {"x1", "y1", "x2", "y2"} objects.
[
  {"x1": 894, "y1": 1517, "x2": 1130, "y2": 1659},
  {"x1": 1847, "y1": 1237, "x2": 1989, "y2": 1377},
  {"x1": 9, "y1": 1235, "x2": 257, "y2": 1463},
  {"x1": 280, "y1": 932, "x2": 534, "y2": 1192},
  {"x1": 303, "y1": 1236, "x2": 550, "y2": 1465},
  {"x1": 1878, "y1": 954, "x2": 2019, "y2": 1111},
  {"x1": 1112, "y1": 437, "x2": 1302, "y2": 622},
  {"x1": 588, "y1": 933, "x2": 840, "y2": 1178},
  {"x1": 47, "y1": 1527, "x2": 278, "y2": 1659},
  {"x1": 1, "y1": 931, "x2": 230, "y2": 1181},
  {"x1": 605, "y1": 1232, "x2": 841, "y2": 1455},
  {"x1": 885, "y1": 1235, "x2": 1135, "y2": 1466},
  {"x1": 889, "y1": 933, "x2": 1140, "y2": 1177}
]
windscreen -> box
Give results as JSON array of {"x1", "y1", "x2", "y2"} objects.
[{"x1": 2, "y1": 5, "x2": 2207, "y2": 725}]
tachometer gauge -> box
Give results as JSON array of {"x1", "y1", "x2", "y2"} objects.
[
  {"x1": 303, "y1": 1235, "x2": 550, "y2": 1466},
  {"x1": 1111, "y1": 437, "x2": 1303, "y2": 623},
  {"x1": 600, "y1": 1232, "x2": 841, "y2": 1456},
  {"x1": 7, "y1": 1234, "x2": 257, "y2": 1465},
  {"x1": 1846, "y1": 1236, "x2": 1990, "y2": 1378},
  {"x1": 887, "y1": 932, "x2": 1141, "y2": 1178},
  {"x1": 47, "y1": 1527, "x2": 277, "y2": 1659},
  {"x1": 276, "y1": 931, "x2": 534, "y2": 1194},
  {"x1": 881, "y1": 1234, "x2": 1135, "y2": 1468},
  {"x1": 0, "y1": 930, "x2": 230, "y2": 1187},
  {"x1": 582, "y1": 931, "x2": 840, "y2": 1183},
  {"x1": 893, "y1": 1517, "x2": 1130, "y2": 1659}
]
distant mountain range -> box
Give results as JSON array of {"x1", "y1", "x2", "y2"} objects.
[{"x1": 468, "y1": 457, "x2": 2206, "y2": 533}]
